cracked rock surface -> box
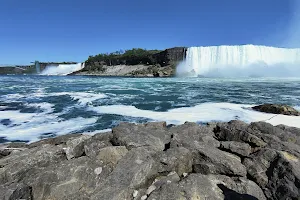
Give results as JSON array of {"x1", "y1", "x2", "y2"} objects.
[{"x1": 0, "y1": 120, "x2": 299, "y2": 199}]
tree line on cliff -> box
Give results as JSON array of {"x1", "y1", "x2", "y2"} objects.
[{"x1": 86, "y1": 48, "x2": 162, "y2": 66}]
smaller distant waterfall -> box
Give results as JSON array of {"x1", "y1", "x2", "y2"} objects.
[
  {"x1": 40, "y1": 63, "x2": 85, "y2": 75},
  {"x1": 177, "y1": 45, "x2": 300, "y2": 77}
]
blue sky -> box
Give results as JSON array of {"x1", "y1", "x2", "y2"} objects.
[{"x1": 0, "y1": 0, "x2": 298, "y2": 64}]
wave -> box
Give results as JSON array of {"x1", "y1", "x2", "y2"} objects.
[{"x1": 88, "y1": 102, "x2": 300, "y2": 128}]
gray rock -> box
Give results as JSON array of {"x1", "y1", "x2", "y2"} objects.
[
  {"x1": 112, "y1": 122, "x2": 171, "y2": 151},
  {"x1": 248, "y1": 122, "x2": 300, "y2": 157},
  {"x1": 264, "y1": 151, "x2": 300, "y2": 200},
  {"x1": 91, "y1": 147, "x2": 159, "y2": 200},
  {"x1": 252, "y1": 104, "x2": 300, "y2": 116},
  {"x1": 0, "y1": 144, "x2": 66, "y2": 184},
  {"x1": 170, "y1": 122, "x2": 219, "y2": 149},
  {"x1": 28, "y1": 133, "x2": 83, "y2": 148},
  {"x1": 244, "y1": 149, "x2": 300, "y2": 199},
  {"x1": 243, "y1": 148, "x2": 279, "y2": 187},
  {"x1": 215, "y1": 120, "x2": 267, "y2": 147},
  {"x1": 84, "y1": 132, "x2": 113, "y2": 158},
  {"x1": 0, "y1": 183, "x2": 32, "y2": 200},
  {"x1": 97, "y1": 146, "x2": 128, "y2": 167},
  {"x1": 147, "y1": 182, "x2": 185, "y2": 200},
  {"x1": 149, "y1": 174, "x2": 266, "y2": 200},
  {"x1": 155, "y1": 147, "x2": 193, "y2": 176},
  {"x1": 65, "y1": 135, "x2": 91, "y2": 160},
  {"x1": 25, "y1": 156, "x2": 110, "y2": 200},
  {"x1": 276, "y1": 124, "x2": 300, "y2": 137},
  {"x1": 250, "y1": 121, "x2": 300, "y2": 146},
  {"x1": 193, "y1": 143, "x2": 247, "y2": 177},
  {"x1": 220, "y1": 141, "x2": 252, "y2": 157}
]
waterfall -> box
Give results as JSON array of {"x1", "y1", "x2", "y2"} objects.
[
  {"x1": 40, "y1": 63, "x2": 85, "y2": 75},
  {"x1": 177, "y1": 45, "x2": 300, "y2": 77}
]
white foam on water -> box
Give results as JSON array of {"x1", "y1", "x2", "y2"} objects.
[
  {"x1": 40, "y1": 63, "x2": 85, "y2": 75},
  {"x1": 1, "y1": 91, "x2": 107, "y2": 106},
  {"x1": 0, "y1": 102, "x2": 98, "y2": 142},
  {"x1": 88, "y1": 103, "x2": 300, "y2": 128},
  {"x1": 54, "y1": 92, "x2": 107, "y2": 106}
]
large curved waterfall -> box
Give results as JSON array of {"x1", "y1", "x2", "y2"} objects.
[
  {"x1": 177, "y1": 45, "x2": 300, "y2": 77},
  {"x1": 40, "y1": 63, "x2": 85, "y2": 75}
]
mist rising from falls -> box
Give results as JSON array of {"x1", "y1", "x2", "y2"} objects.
[
  {"x1": 41, "y1": 63, "x2": 84, "y2": 75},
  {"x1": 177, "y1": 45, "x2": 300, "y2": 77}
]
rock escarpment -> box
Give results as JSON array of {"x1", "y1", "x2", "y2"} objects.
[{"x1": 1, "y1": 120, "x2": 300, "y2": 199}]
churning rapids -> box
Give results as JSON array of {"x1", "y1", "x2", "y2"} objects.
[
  {"x1": 177, "y1": 45, "x2": 300, "y2": 77},
  {"x1": 1, "y1": 75, "x2": 300, "y2": 143}
]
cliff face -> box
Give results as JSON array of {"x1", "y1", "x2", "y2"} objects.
[
  {"x1": 152, "y1": 47, "x2": 187, "y2": 66},
  {"x1": 77, "y1": 47, "x2": 187, "y2": 77}
]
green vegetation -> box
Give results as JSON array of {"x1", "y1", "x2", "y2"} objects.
[{"x1": 86, "y1": 48, "x2": 162, "y2": 66}]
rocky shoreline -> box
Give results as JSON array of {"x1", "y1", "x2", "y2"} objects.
[
  {"x1": 1, "y1": 116, "x2": 300, "y2": 199},
  {"x1": 72, "y1": 64, "x2": 175, "y2": 77}
]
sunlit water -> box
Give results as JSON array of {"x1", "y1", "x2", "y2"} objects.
[{"x1": 1, "y1": 75, "x2": 300, "y2": 143}]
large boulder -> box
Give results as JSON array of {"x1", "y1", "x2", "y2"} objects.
[
  {"x1": 193, "y1": 143, "x2": 247, "y2": 177},
  {"x1": 252, "y1": 104, "x2": 300, "y2": 116},
  {"x1": 214, "y1": 120, "x2": 267, "y2": 147},
  {"x1": 154, "y1": 147, "x2": 193, "y2": 176},
  {"x1": 97, "y1": 146, "x2": 128, "y2": 167},
  {"x1": 243, "y1": 148, "x2": 300, "y2": 199},
  {"x1": 0, "y1": 144, "x2": 66, "y2": 184},
  {"x1": 111, "y1": 122, "x2": 171, "y2": 152},
  {"x1": 24, "y1": 156, "x2": 110, "y2": 200},
  {"x1": 248, "y1": 122, "x2": 300, "y2": 157},
  {"x1": 170, "y1": 122, "x2": 220, "y2": 149},
  {"x1": 65, "y1": 135, "x2": 91, "y2": 160},
  {"x1": 220, "y1": 141, "x2": 252, "y2": 157},
  {"x1": 0, "y1": 183, "x2": 32, "y2": 200},
  {"x1": 148, "y1": 174, "x2": 266, "y2": 200},
  {"x1": 84, "y1": 131, "x2": 113, "y2": 158},
  {"x1": 91, "y1": 147, "x2": 159, "y2": 200}
]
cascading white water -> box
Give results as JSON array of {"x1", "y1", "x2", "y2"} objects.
[
  {"x1": 177, "y1": 45, "x2": 300, "y2": 77},
  {"x1": 40, "y1": 63, "x2": 85, "y2": 75}
]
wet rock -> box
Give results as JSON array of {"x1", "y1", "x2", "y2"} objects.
[
  {"x1": 193, "y1": 143, "x2": 247, "y2": 177},
  {"x1": 220, "y1": 141, "x2": 252, "y2": 157},
  {"x1": 215, "y1": 120, "x2": 267, "y2": 147},
  {"x1": 155, "y1": 147, "x2": 193, "y2": 176},
  {"x1": 252, "y1": 104, "x2": 300, "y2": 116},
  {"x1": 65, "y1": 135, "x2": 91, "y2": 160},
  {"x1": 97, "y1": 146, "x2": 128, "y2": 167},
  {"x1": 112, "y1": 122, "x2": 171, "y2": 151}
]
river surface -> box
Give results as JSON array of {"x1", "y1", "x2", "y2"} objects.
[{"x1": 1, "y1": 75, "x2": 300, "y2": 143}]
